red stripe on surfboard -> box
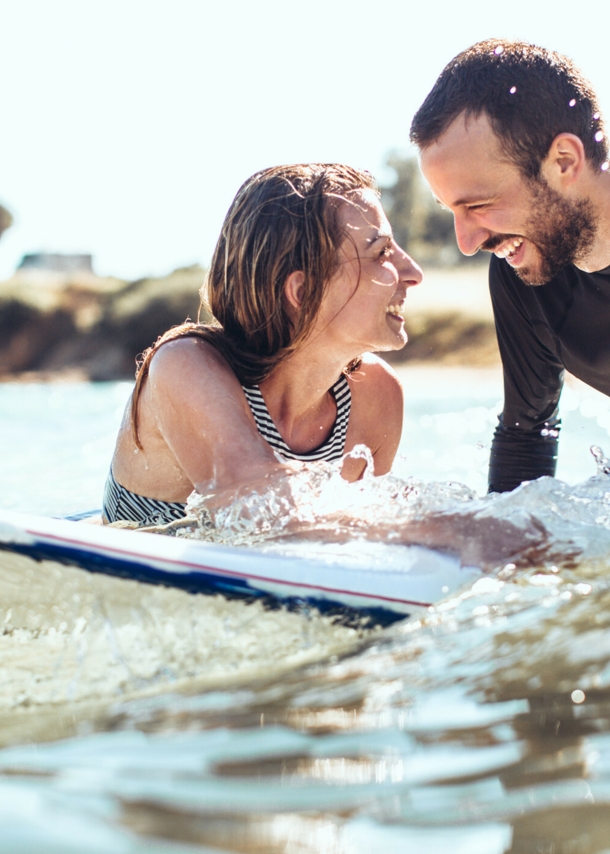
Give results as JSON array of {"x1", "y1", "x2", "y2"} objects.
[{"x1": 22, "y1": 527, "x2": 433, "y2": 609}]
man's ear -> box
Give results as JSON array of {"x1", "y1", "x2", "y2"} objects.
[
  {"x1": 541, "y1": 133, "x2": 586, "y2": 188},
  {"x1": 284, "y1": 271, "x2": 306, "y2": 312}
]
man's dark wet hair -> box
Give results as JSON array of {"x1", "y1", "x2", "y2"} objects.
[{"x1": 410, "y1": 39, "x2": 608, "y2": 179}]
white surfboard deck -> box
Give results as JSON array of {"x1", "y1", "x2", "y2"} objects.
[{"x1": 0, "y1": 509, "x2": 481, "y2": 625}]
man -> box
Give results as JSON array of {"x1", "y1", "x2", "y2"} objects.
[{"x1": 410, "y1": 39, "x2": 610, "y2": 492}]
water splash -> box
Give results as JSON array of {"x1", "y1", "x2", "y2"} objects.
[
  {"x1": 591, "y1": 444, "x2": 610, "y2": 475},
  {"x1": 184, "y1": 444, "x2": 478, "y2": 548},
  {"x1": 182, "y1": 444, "x2": 610, "y2": 572}
]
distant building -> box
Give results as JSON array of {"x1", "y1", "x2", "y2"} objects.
[{"x1": 18, "y1": 253, "x2": 94, "y2": 274}]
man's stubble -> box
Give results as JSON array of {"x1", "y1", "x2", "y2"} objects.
[{"x1": 482, "y1": 178, "x2": 597, "y2": 286}]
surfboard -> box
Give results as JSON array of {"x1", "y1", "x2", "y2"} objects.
[{"x1": 0, "y1": 509, "x2": 481, "y2": 626}]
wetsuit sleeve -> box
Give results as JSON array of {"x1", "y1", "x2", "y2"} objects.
[{"x1": 488, "y1": 256, "x2": 564, "y2": 493}]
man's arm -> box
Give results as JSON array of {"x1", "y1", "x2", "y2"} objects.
[
  {"x1": 488, "y1": 256, "x2": 564, "y2": 493},
  {"x1": 488, "y1": 417, "x2": 560, "y2": 493}
]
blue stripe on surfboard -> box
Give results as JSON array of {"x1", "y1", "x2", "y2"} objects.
[{"x1": 0, "y1": 540, "x2": 407, "y2": 627}]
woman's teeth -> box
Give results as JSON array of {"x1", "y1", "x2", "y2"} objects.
[
  {"x1": 386, "y1": 305, "x2": 403, "y2": 317},
  {"x1": 495, "y1": 237, "x2": 524, "y2": 259}
]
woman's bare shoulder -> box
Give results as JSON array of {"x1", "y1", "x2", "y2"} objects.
[
  {"x1": 343, "y1": 354, "x2": 403, "y2": 476},
  {"x1": 147, "y1": 336, "x2": 236, "y2": 388},
  {"x1": 349, "y1": 353, "x2": 403, "y2": 401},
  {"x1": 347, "y1": 353, "x2": 403, "y2": 431}
]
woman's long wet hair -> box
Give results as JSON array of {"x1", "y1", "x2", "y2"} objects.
[{"x1": 131, "y1": 163, "x2": 377, "y2": 446}]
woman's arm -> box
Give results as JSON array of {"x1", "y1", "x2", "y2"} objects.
[{"x1": 146, "y1": 337, "x2": 293, "y2": 497}]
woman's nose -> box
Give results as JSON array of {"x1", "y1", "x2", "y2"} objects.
[
  {"x1": 406, "y1": 254, "x2": 423, "y2": 287},
  {"x1": 396, "y1": 245, "x2": 423, "y2": 287}
]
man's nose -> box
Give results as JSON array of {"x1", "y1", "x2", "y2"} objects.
[{"x1": 453, "y1": 212, "x2": 488, "y2": 257}]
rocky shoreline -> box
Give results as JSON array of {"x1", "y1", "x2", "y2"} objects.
[
  {"x1": 0, "y1": 266, "x2": 209, "y2": 381},
  {"x1": 0, "y1": 266, "x2": 499, "y2": 382}
]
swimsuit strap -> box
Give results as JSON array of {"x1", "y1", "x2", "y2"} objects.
[{"x1": 242, "y1": 373, "x2": 351, "y2": 462}]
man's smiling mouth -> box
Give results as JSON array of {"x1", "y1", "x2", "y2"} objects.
[{"x1": 494, "y1": 237, "x2": 524, "y2": 259}]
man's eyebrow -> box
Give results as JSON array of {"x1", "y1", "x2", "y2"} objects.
[
  {"x1": 434, "y1": 197, "x2": 452, "y2": 212},
  {"x1": 438, "y1": 195, "x2": 491, "y2": 208}
]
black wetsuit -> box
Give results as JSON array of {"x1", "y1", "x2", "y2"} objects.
[{"x1": 488, "y1": 254, "x2": 610, "y2": 492}]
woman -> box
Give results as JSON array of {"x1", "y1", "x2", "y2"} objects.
[{"x1": 103, "y1": 163, "x2": 423, "y2": 528}]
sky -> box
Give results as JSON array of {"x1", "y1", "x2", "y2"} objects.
[{"x1": 0, "y1": 0, "x2": 607, "y2": 281}]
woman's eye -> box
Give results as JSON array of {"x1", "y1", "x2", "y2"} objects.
[{"x1": 379, "y1": 244, "x2": 392, "y2": 258}]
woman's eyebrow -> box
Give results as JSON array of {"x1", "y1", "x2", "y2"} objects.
[{"x1": 366, "y1": 229, "x2": 393, "y2": 245}]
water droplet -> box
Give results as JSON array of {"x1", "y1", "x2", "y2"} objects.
[
  {"x1": 571, "y1": 689, "x2": 585, "y2": 704},
  {"x1": 133, "y1": 449, "x2": 139, "y2": 454},
  {"x1": 509, "y1": 86, "x2": 517, "y2": 94},
  {"x1": 602, "y1": 162, "x2": 610, "y2": 172},
  {"x1": 494, "y1": 45, "x2": 504, "y2": 55},
  {"x1": 569, "y1": 99, "x2": 577, "y2": 107},
  {"x1": 590, "y1": 445, "x2": 610, "y2": 475},
  {"x1": 595, "y1": 131, "x2": 604, "y2": 142},
  {"x1": 594, "y1": 112, "x2": 601, "y2": 120},
  {"x1": 541, "y1": 427, "x2": 559, "y2": 438},
  {"x1": 476, "y1": 441, "x2": 485, "y2": 450}
]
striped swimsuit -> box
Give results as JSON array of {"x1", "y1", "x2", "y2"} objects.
[
  {"x1": 102, "y1": 374, "x2": 352, "y2": 527},
  {"x1": 241, "y1": 374, "x2": 351, "y2": 462}
]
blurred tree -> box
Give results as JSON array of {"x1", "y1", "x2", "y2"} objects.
[
  {"x1": 379, "y1": 155, "x2": 422, "y2": 251},
  {"x1": 0, "y1": 204, "x2": 13, "y2": 239},
  {"x1": 380, "y1": 152, "x2": 484, "y2": 267}
]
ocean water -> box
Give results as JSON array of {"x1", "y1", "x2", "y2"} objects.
[{"x1": 3, "y1": 367, "x2": 610, "y2": 852}]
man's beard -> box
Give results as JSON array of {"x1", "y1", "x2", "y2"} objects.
[{"x1": 482, "y1": 178, "x2": 597, "y2": 286}]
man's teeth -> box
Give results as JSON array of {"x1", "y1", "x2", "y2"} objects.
[
  {"x1": 386, "y1": 305, "x2": 403, "y2": 316},
  {"x1": 494, "y1": 237, "x2": 524, "y2": 259}
]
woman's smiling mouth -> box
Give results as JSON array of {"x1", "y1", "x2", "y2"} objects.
[{"x1": 386, "y1": 303, "x2": 404, "y2": 318}]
